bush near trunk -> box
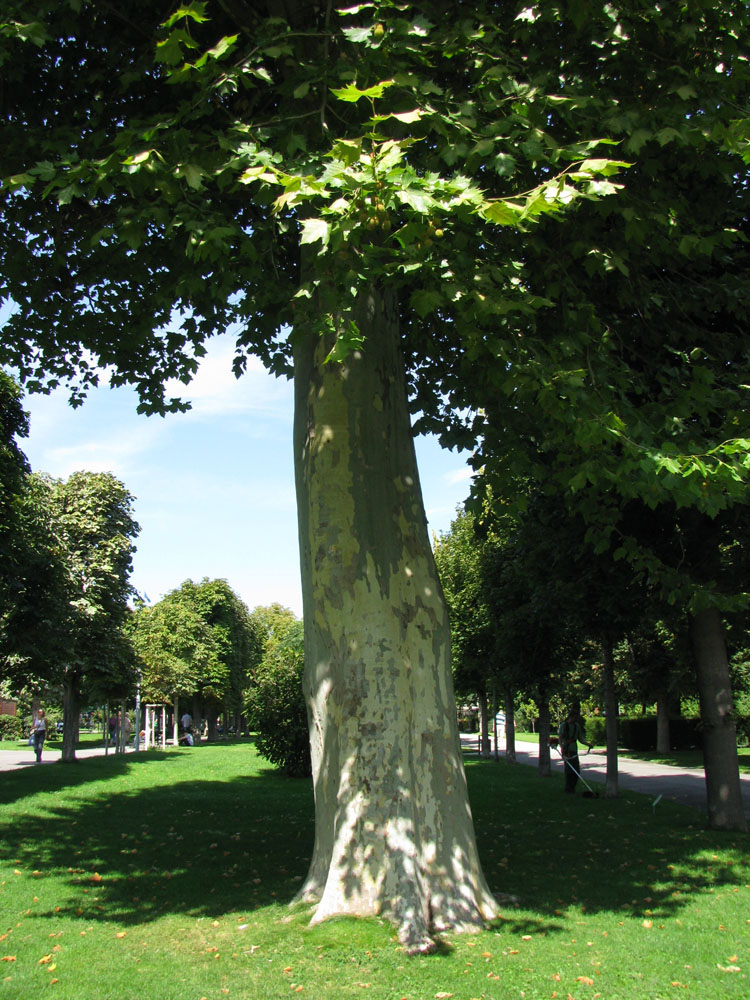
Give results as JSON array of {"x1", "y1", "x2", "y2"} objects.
[{"x1": 245, "y1": 621, "x2": 311, "y2": 778}]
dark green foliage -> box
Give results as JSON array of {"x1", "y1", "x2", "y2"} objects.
[
  {"x1": 584, "y1": 716, "x2": 607, "y2": 748},
  {"x1": 618, "y1": 717, "x2": 703, "y2": 752},
  {"x1": 245, "y1": 616, "x2": 310, "y2": 778},
  {"x1": 0, "y1": 715, "x2": 23, "y2": 740}
]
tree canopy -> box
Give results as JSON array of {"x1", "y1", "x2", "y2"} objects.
[{"x1": 3, "y1": 0, "x2": 748, "y2": 938}]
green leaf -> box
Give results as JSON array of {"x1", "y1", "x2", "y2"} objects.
[
  {"x1": 300, "y1": 218, "x2": 330, "y2": 247},
  {"x1": 411, "y1": 289, "x2": 443, "y2": 317},
  {"x1": 178, "y1": 163, "x2": 205, "y2": 190},
  {"x1": 163, "y1": 2, "x2": 208, "y2": 29},
  {"x1": 331, "y1": 80, "x2": 394, "y2": 103},
  {"x1": 390, "y1": 109, "x2": 422, "y2": 123},
  {"x1": 324, "y1": 320, "x2": 365, "y2": 364},
  {"x1": 481, "y1": 201, "x2": 522, "y2": 226}
]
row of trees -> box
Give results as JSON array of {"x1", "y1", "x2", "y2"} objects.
[
  {"x1": 1, "y1": 370, "x2": 302, "y2": 758},
  {"x1": 2, "y1": 0, "x2": 748, "y2": 950},
  {"x1": 435, "y1": 494, "x2": 749, "y2": 800},
  {"x1": 1, "y1": 371, "x2": 140, "y2": 761}
]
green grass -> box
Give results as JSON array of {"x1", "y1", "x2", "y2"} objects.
[{"x1": 0, "y1": 741, "x2": 747, "y2": 1000}]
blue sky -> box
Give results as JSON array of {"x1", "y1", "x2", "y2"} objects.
[{"x1": 16, "y1": 333, "x2": 474, "y2": 617}]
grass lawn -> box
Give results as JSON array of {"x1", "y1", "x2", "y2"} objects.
[{"x1": 0, "y1": 741, "x2": 747, "y2": 1000}]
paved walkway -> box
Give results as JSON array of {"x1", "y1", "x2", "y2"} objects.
[
  {"x1": 0, "y1": 743, "x2": 139, "y2": 770},
  {"x1": 3, "y1": 739, "x2": 749, "y2": 819},
  {"x1": 460, "y1": 735, "x2": 750, "y2": 818}
]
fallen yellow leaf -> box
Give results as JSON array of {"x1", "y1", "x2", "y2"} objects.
[
  {"x1": 39, "y1": 955, "x2": 53, "y2": 965},
  {"x1": 577, "y1": 976, "x2": 595, "y2": 986},
  {"x1": 1, "y1": 957, "x2": 16, "y2": 963},
  {"x1": 116, "y1": 932, "x2": 127, "y2": 939}
]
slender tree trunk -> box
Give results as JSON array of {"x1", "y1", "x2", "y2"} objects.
[
  {"x1": 536, "y1": 695, "x2": 551, "y2": 778},
  {"x1": 691, "y1": 607, "x2": 746, "y2": 832},
  {"x1": 479, "y1": 687, "x2": 491, "y2": 757},
  {"x1": 504, "y1": 689, "x2": 516, "y2": 762},
  {"x1": 205, "y1": 705, "x2": 219, "y2": 742},
  {"x1": 602, "y1": 632, "x2": 619, "y2": 799},
  {"x1": 61, "y1": 674, "x2": 78, "y2": 763},
  {"x1": 292, "y1": 284, "x2": 498, "y2": 952},
  {"x1": 656, "y1": 687, "x2": 671, "y2": 754}
]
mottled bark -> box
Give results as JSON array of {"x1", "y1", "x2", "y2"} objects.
[
  {"x1": 602, "y1": 633, "x2": 619, "y2": 799},
  {"x1": 292, "y1": 284, "x2": 498, "y2": 951},
  {"x1": 691, "y1": 607, "x2": 746, "y2": 832}
]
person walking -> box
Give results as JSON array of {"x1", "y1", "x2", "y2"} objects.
[
  {"x1": 558, "y1": 707, "x2": 590, "y2": 794},
  {"x1": 31, "y1": 708, "x2": 47, "y2": 763}
]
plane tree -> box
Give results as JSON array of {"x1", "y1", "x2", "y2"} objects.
[{"x1": 1, "y1": 0, "x2": 642, "y2": 948}]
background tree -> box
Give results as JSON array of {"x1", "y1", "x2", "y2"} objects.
[
  {"x1": 245, "y1": 608, "x2": 309, "y2": 777},
  {"x1": 423, "y1": 3, "x2": 750, "y2": 830},
  {"x1": 0, "y1": 376, "x2": 67, "y2": 680},
  {"x1": 434, "y1": 509, "x2": 498, "y2": 756},
  {"x1": 131, "y1": 578, "x2": 259, "y2": 737},
  {"x1": 46, "y1": 472, "x2": 139, "y2": 761}
]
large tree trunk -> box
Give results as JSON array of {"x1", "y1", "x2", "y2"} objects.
[
  {"x1": 61, "y1": 673, "x2": 79, "y2": 763},
  {"x1": 602, "y1": 632, "x2": 619, "y2": 799},
  {"x1": 292, "y1": 284, "x2": 498, "y2": 952},
  {"x1": 690, "y1": 607, "x2": 746, "y2": 832}
]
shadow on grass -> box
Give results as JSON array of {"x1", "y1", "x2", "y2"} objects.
[
  {"x1": 0, "y1": 748, "x2": 315, "y2": 930},
  {"x1": 0, "y1": 747, "x2": 746, "y2": 943},
  {"x1": 464, "y1": 756, "x2": 748, "y2": 936}
]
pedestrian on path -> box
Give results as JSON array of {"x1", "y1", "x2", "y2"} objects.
[{"x1": 31, "y1": 708, "x2": 46, "y2": 763}]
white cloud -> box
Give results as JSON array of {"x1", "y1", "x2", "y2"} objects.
[
  {"x1": 445, "y1": 466, "x2": 474, "y2": 486},
  {"x1": 165, "y1": 338, "x2": 293, "y2": 422}
]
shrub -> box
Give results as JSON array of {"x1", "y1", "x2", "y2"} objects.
[
  {"x1": 734, "y1": 714, "x2": 750, "y2": 747},
  {"x1": 584, "y1": 716, "x2": 607, "y2": 747},
  {"x1": 245, "y1": 620, "x2": 310, "y2": 778},
  {"x1": 0, "y1": 715, "x2": 23, "y2": 741},
  {"x1": 618, "y1": 716, "x2": 703, "y2": 750}
]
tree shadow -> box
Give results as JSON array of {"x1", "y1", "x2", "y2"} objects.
[
  {"x1": 465, "y1": 757, "x2": 748, "y2": 928},
  {"x1": 0, "y1": 749, "x2": 746, "y2": 947},
  {"x1": 0, "y1": 754, "x2": 315, "y2": 929}
]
